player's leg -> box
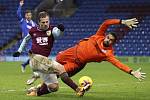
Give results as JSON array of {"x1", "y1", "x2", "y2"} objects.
[
  {"x1": 56, "y1": 51, "x2": 91, "y2": 96},
  {"x1": 27, "y1": 73, "x2": 59, "y2": 96},
  {"x1": 26, "y1": 55, "x2": 42, "y2": 85},
  {"x1": 29, "y1": 54, "x2": 86, "y2": 96},
  {"x1": 37, "y1": 73, "x2": 59, "y2": 96},
  {"x1": 27, "y1": 54, "x2": 59, "y2": 96},
  {"x1": 21, "y1": 59, "x2": 30, "y2": 73},
  {"x1": 52, "y1": 60, "x2": 88, "y2": 96},
  {"x1": 31, "y1": 55, "x2": 86, "y2": 96},
  {"x1": 26, "y1": 71, "x2": 40, "y2": 85}
]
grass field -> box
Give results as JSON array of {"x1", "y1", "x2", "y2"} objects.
[{"x1": 0, "y1": 61, "x2": 149, "y2": 100}]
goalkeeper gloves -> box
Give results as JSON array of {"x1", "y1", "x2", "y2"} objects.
[
  {"x1": 130, "y1": 68, "x2": 146, "y2": 81},
  {"x1": 121, "y1": 18, "x2": 139, "y2": 29},
  {"x1": 13, "y1": 51, "x2": 21, "y2": 57}
]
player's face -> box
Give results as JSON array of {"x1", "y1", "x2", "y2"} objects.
[
  {"x1": 25, "y1": 13, "x2": 32, "y2": 21},
  {"x1": 38, "y1": 16, "x2": 50, "y2": 31},
  {"x1": 103, "y1": 34, "x2": 115, "y2": 47}
]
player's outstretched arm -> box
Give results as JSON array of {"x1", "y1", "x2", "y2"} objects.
[
  {"x1": 130, "y1": 68, "x2": 146, "y2": 81},
  {"x1": 121, "y1": 18, "x2": 139, "y2": 29},
  {"x1": 13, "y1": 34, "x2": 31, "y2": 57},
  {"x1": 17, "y1": 0, "x2": 24, "y2": 21}
]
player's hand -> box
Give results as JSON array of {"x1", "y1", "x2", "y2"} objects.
[
  {"x1": 13, "y1": 51, "x2": 21, "y2": 57},
  {"x1": 57, "y1": 24, "x2": 65, "y2": 32},
  {"x1": 121, "y1": 18, "x2": 139, "y2": 29},
  {"x1": 131, "y1": 68, "x2": 146, "y2": 81},
  {"x1": 20, "y1": 0, "x2": 24, "y2": 6}
]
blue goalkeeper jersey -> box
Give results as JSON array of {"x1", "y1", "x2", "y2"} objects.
[{"x1": 17, "y1": 5, "x2": 36, "y2": 38}]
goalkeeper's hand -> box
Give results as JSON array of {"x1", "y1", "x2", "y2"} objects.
[
  {"x1": 131, "y1": 68, "x2": 146, "y2": 81},
  {"x1": 13, "y1": 51, "x2": 21, "y2": 57},
  {"x1": 121, "y1": 18, "x2": 139, "y2": 29}
]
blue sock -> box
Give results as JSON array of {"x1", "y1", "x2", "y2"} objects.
[{"x1": 22, "y1": 59, "x2": 30, "y2": 68}]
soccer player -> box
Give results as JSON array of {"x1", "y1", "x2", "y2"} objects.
[
  {"x1": 17, "y1": 0, "x2": 36, "y2": 72},
  {"x1": 13, "y1": 11, "x2": 89, "y2": 96},
  {"x1": 56, "y1": 18, "x2": 146, "y2": 80}
]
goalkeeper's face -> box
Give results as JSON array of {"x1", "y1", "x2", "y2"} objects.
[{"x1": 103, "y1": 34, "x2": 116, "y2": 47}]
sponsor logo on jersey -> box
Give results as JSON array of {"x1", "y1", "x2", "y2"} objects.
[
  {"x1": 36, "y1": 37, "x2": 48, "y2": 45},
  {"x1": 33, "y1": 33, "x2": 37, "y2": 37}
]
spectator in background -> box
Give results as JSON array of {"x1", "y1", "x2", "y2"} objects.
[{"x1": 17, "y1": 0, "x2": 36, "y2": 72}]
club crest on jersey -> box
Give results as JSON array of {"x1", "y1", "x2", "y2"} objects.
[
  {"x1": 46, "y1": 30, "x2": 51, "y2": 36},
  {"x1": 33, "y1": 33, "x2": 37, "y2": 37}
]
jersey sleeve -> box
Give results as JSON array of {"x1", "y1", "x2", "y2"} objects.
[
  {"x1": 18, "y1": 34, "x2": 31, "y2": 53},
  {"x1": 106, "y1": 56, "x2": 132, "y2": 74},
  {"x1": 17, "y1": 5, "x2": 23, "y2": 22},
  {"x1": 96, "y1": 19, "x2": 121, "y2": 36}
]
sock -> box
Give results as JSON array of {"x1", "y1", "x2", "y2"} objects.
[
  {"x1": 60, "y1": 72, "x2": 78, "y2": 91},
  {"x1": 22, "y1": 59, "x2": 30, "y2": 67},
  {"x1": 37, "y1": 83, "x2": 51, "y2": 96},
  {"x1": 25, "y1": 59, "x2": 30, "y2": 66}
]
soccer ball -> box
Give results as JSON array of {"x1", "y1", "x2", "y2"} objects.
[{"x1": 79, "y1": 76, "x2": 93, "y2": 87}]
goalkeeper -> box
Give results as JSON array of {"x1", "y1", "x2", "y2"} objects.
[{"x1": 56, "y1": 18, "x2": 146, "y2": 80}]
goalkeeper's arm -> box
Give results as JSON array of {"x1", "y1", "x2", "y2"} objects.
[
  {"x1": 106, "y1": 56, "x2": 146, "y2": 81},
  {"x1": 13, "y1": 34, "x2": 31, "y2": 57}
]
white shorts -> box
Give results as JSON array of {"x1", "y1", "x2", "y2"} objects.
[
  {"x1": 29, "y1": 54, "x2": 63, "y2": 74},
  {"x1": 38, "y1": 72, "x2": 58, "y2": 85},
  {"x1": 29, "y1": 54, "x2": 63, "y2": 85}
]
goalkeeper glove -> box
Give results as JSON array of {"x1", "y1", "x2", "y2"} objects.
[
  {"x1": 13, "y1": 51, "x2": 21, "y2": 57},
  {"x1": 131, "y1": 68, "x2": 146, "y2": 81},
  {"x1": 57, "y1": 24, "x2": 65, "y2": 32},
  {"x1": 121, "y1": 18, "x2": 139, "y2": 29}
]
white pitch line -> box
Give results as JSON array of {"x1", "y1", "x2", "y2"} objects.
[
  {"x1": 0, "y1": 82, "x2": 145, "y2": 93},
  {"x1": 7, "y1": 90, "x2": 16, "y2": 92}
]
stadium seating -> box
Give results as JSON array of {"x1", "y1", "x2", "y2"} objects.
[{"x1": 0, "y1": 0, "x2": 150, "y2": 57}]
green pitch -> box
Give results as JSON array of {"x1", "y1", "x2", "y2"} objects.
[{"x1": 0, "y1": 61, "x2": 149, "y2": 100}]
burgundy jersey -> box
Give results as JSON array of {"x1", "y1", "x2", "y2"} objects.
[{"x1": 29, "y1": 25, "x2": 54, "y2": 57}]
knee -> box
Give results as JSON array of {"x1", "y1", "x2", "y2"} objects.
[
  {"x1": 55, "y1": 54, "x2": 59, "y2": 61},
  {"x1": 56, "y1": 53, "x2": 63, "y2": 63},
  {"x1": 47, "y1": 83, "x2": 59, "y2": 92}
]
